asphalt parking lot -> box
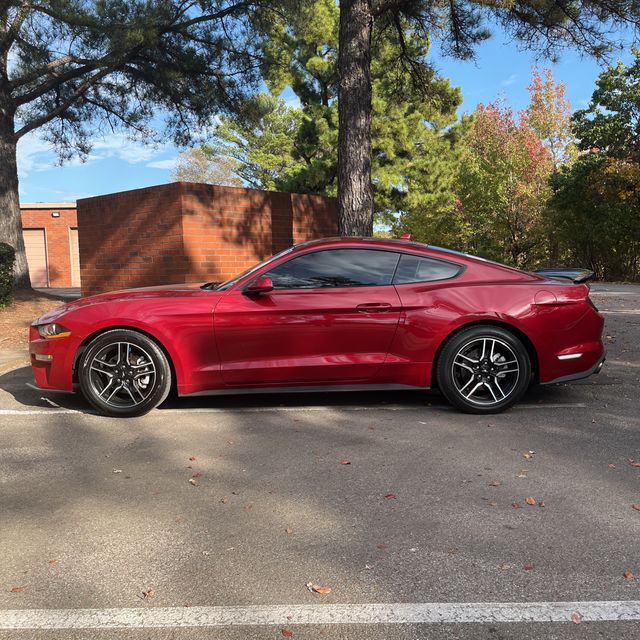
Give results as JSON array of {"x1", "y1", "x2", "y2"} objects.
[{"x1": 0, "y1": 283, "x2": 638, "y2": 639}]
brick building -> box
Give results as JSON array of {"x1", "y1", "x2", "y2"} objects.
[
  {"x1": 20, "y1": 202, "x2": 79, "y2": 288},
  {"x1": 78, "y1": 182, "x2": 338, "y2": 297}
]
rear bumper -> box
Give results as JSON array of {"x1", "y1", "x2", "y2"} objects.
[{"x1": 543, "y1": 351, "x2": 606, "y2": 385}]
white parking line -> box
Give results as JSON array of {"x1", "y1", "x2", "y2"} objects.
[
  {"x1": 0, "y1": 402, "x2": 588, "y2": 416},
  {"x1": 601, "y1": 310, "x2": 640, "y2": 315},
  {"x1": 1, "y1": 601, "x2": 639, "y2": 629}
]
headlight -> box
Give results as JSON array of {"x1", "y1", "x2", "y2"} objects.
[{"x1": 38, "y1": 323, "x2": 71, "y2": 339}]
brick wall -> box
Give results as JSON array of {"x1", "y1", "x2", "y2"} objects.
[
  {"x1": 78, "y1": 182, "x2": 338, "y2": 296},
  {"x1": 20, "y1": 204, "x2": 78, "y2": 287}
]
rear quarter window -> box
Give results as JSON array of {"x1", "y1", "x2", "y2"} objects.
[{"x1": 394, "y1": 254, "x2": 462, "y2": 284}]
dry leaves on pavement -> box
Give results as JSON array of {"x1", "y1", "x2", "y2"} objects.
[
  {"x1": 571, "y1": 612, "x2": 582, "y2": 625},
  {"x1": 10, "y1": 586, "x2": 25, "y2": 593},
  {"x1": 384, "y1": 493, "x2": 397, "y2": 500},
  {"x1": 306, "y1": 582, "x2": 332, "y2": 595},
  {"x1": 623, "y1": 570, "x2": 635, "y2": 580},
  {"x1": 525, "y1": 497, "x2": 536, "y2": 506}
]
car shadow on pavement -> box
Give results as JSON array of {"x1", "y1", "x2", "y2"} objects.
[{"x1": 0, "y1": 362, "x2": 607, "y2": 417}]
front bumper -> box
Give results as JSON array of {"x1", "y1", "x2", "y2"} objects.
[{"x1": 29, "y1": 326, "x2": 77, "y2": 391}]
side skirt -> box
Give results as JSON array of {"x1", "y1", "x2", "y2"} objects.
[{"x1": 180, "y1": 384, "x2": 430, "y2": 398}]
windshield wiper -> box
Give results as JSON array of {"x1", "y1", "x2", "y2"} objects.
[{"x1": 200, "y1": 281, "x2": 222, "y2": 290}]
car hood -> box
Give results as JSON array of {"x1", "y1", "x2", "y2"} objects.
[{"x1": 33, "y1": 283, "x2": 210, "y2": 325}]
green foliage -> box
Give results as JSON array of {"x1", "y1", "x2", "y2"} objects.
[
  {"x1": 550, "y1": 154, "x2": 640, "y2": 280},
  {"x1": 204, "y1": 1, "x2": 462, "y2": 217},
  {"x1": 0, "y1": 243, "x2": 16, "y2": 308},
  {"x1": 206, "y1": 93, "x2": 307, "y2": 190},
  {"x1": 397, "y1": 102, "x2": 554, "y2": 268},
  {"x1": 572, "y1": 50, "x2": 640, "y2": 160},
  {"x1": 551, "y1": 52, "x2": 640, "y2": 280},
  {"x1": 3, "y1": 2, "x2": 264, "y2": 154}
]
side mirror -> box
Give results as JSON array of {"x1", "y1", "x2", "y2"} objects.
[{"x1": 245, "y1": 276, "x2": 274, "y2": 295}]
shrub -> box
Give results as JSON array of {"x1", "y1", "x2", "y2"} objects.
[{"x1": 0, "y1": 242, "x2": 16, "y2": 308}]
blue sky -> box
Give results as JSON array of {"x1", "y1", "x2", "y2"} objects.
[{"x1": 17, "y1": 24, "x2": 634, "y2": 204}]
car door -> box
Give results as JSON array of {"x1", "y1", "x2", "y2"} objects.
[{"x1": 214, "y1": 248, "x2": 403, "y2": 386}]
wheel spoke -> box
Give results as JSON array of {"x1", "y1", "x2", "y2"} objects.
[
  {"x1": 453, "y1": 359, "x2": 474, "y2": 373},
  {"x1": 105, "y1": 383, "x2": 122, "y2": 403},
  {"x1": 98, "y1": 378, "x2": 114, "y2": 397},
  {"x1": 484, "y1": 382, "x2": 498, "y2": 402},
  {"x1": 464, "y1": 382, "x2": 484, "y2": 399},
  {"x1": 91, "y1": 363, "x2": 114, "y2": 377},
  {"x1": 458, "y1": 353, "x2": 479, "y2": 364}
]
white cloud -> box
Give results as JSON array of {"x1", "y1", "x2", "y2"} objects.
[
  {"x1": 17, "y1": 134, "x2": 52, "y2": 175},
  {"x1": 92, "y1": 134, "x2": 162, "y2": 163},
  {"x1": 501, "y1": 74, "x2": 517, "y2": 87},
  {"x1": 147, "y1": 158, "x2": 177, "y2": 170}
]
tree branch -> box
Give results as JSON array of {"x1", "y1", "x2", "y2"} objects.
[
  {"x1": 0, "y1": 0, "x2": 30, "y2": 56},
  {"x1": 14, "y1": 66, "x2": 114, "y2": 139}
]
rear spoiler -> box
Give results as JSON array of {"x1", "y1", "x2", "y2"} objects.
[{"x1": 533, "y1": 268, "x2": 595, "y2": 284}]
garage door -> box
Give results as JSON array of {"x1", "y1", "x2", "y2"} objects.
[
  {"x1": 69, "y1": 228, "x2": 80, "y2": 287},
  {"x1": 22, "y1": 228, "x2": 48, "y2": 287}
]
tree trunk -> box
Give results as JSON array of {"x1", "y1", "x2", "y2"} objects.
[
  {"x1": 337, "y1": 0, "x2": 374, "y2": 237},
  {"x1": 0, "y1": 99, "x2": 29, "y2": 288}
]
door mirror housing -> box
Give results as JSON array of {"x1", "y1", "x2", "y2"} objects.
[{"x1": 245, "y1": 276, "x2": 274, "y2": 295}]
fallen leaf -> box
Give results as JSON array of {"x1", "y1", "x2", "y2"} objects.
[
  {"x1": 487, "y1": 480, "x2": 501, "y2": 487},
  {"x1": 487, "y1": 501, "x2": 497, "y2": 507},
  {"x1": 632, "y1": 504, "x2": 640, "y2": 511},
  {"x1": 220, "y1": 496, "x2": 229, "y2": 504},
  {"x1": 512, "y1": 502, "x2": 522, "y2": 509},
  {"x1": 539, "y1": 501, "x2": 546, "y2": 508},
  {"x1": 628, "y1": 459, "x2": 640, "y2": 468},
  {"x1": 10, "y1": 586, "x2": 25, "y2": 593},
  {"x1": 142, "y1": 589, "x2": 156, "y2": 599},
  {"x1": 244, "y1": 503, "x2": 253, "y2": 511},
  {"x1": 285, "y1": 527, "x2": 293, "y2": 535},
  {"x1": 487, "y1": 423, "x2": 495, "y2": 428},
  {"x1": 191, "y1": 472, "x2": 202, "y2": 478},
  {"x1": 112, "y1": 468, "x2": 123, "y2": 474},
  {"x1": 339, "y1": 460, "x2": 351, "y2": 465},
  {"x1": 525, "y1": 497, "x2": 536, "y2": 506},
  {"x1": 189, "y1": 456, "x2": 197, "y2": 461},
  {"x1": 523, "y1": 453, "x2": 533, "y2": 460},
  {"x1": 311, "y1": 585, "x2": 332, "y2": 595},
  {"x1": 497, "y1": 564, "x2": 511, "y2": 571},
  {"x1": 571, "y1": 612, "x2": 582, "y2": 625},
  {"x1": 376, "y1": 543, "x2": 388, "y2": 550},
  {"x1": 608, "y1": 464, "x2": 616, "y2": 469},
  {"x1": 384, "y1": 493, "x2": 397, "y2": 500},
  {"x1": 516, "y1": 470, "x2": 528, "y2": 478},
  {"x1": 623, "y1": 570, "x2": 635, "y2": 580},
  {"x1": 523, "y1": 564, "x2": 535, "y2": 571},
  {"x1": 48, "y1": 559, "x2": 58, "y2": 566},
  {"x1": 281, "y1": 630, "x2": 294, "y2": 638},
  {"x1": 188, "y1": 478, "x2": 198, "y2": 486}
]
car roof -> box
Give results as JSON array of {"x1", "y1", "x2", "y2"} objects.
[{"x1": 291, "y1": 237, "x2": 475, "y2": 261}]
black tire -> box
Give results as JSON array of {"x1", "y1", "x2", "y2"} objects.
[
  {"x1": 78, "y1": 329, "x2": 171, "y2": 417},
  {"x1": 436, "y1": 325, "x2": 531, "y2": 414}
]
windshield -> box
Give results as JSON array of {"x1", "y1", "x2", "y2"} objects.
[{"x1": 211, "y1": 246, "x2": 297, "y2": 291}]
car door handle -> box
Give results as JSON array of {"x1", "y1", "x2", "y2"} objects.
[{"x1": 356, "y1": 302, "x2": 392, "y2": 313}]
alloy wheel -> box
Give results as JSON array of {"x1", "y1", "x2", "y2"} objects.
[
  {"x1": 88, "y1": 341, "x2": 157, "y2": 409},
  {"x1": 451, "y1": 337, "x2": 520, "y2": 407}
]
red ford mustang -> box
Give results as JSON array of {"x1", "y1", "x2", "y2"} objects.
[{"x1": 29, "y1": 238, "x2": 605, "y2": 417}]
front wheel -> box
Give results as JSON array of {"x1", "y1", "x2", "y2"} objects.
[
  {"x1": 436, "y1": 326, "x2": 531, "y2": 414},
  {"x1": 78, "y1": 329, "x2": 172, "y2": 417}
]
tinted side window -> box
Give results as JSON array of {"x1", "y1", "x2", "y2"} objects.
[
  {"x1": 394, "y1": 254, "x2": 461, "y2": 284},
  {"x1": 265, "y1": 249, "x2": 400, "y2": 289}
]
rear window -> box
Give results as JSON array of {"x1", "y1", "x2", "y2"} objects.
[{"x1": 394, "y1": 254, "x2": 462, "y2": 284}]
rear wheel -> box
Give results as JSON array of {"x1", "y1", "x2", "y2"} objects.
[
  {"x1": 79, "y1": 329, "x2": 171, "y2": 417},
  {"x1": 436, "y1": 326, "x2": 531, "y2": 414}
]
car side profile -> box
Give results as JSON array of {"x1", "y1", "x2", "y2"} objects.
[{"x1": 29, "y1": 237, "x2": 605, "y2": 417}]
